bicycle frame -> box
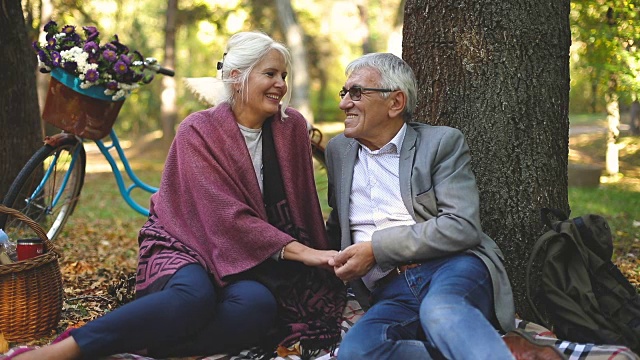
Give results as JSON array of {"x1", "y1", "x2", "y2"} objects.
[
  {"x1": 94, "y1": 129, "x2": 158, "y2": 215},
  {"x1": 24, "y1": 129, "x2": 157, "y2": 221}
]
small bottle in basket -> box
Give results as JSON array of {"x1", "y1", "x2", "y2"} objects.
[
  {"x1": 16, "y1": 238, "x2": 45, "y2": 261},
  {"x1": 0, "y1": 229, "x2": 17, "y2": 263}
]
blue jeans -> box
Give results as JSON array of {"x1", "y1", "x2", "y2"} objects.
[
  {"x1": 338, "y1": 253, "x2": 513, "y2": 360},
  {"x1": 71, "y1": 264, "x2": 277, "y2": 359}
]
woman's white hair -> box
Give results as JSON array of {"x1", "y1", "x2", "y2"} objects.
[{"x1": 218, "y1": 31, "x2": 292, "y2": 119}]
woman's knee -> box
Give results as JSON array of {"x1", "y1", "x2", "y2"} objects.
[
  {"x1": 223, "y1": 281, "x2": 277, "y2": 323},
  {"x1": 163, "y1": 265, "x2": 217, "y2": 317}
]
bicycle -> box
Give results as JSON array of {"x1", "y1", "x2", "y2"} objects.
[{"x1": 0, "y1": 59, "x2": 328, "y2": 241}]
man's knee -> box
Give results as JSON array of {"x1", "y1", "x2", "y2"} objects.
[{"x1": 338, "y1": 334, "x2": 379, "y2": 360}]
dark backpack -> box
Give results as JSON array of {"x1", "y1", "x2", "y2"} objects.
[{"x1": 526, "y1": 208, "x2": 640, "y2": 353}]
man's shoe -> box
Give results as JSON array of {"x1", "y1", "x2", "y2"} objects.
[{"x1": 503, "y1": 329, "x2": 567, "y2": 360}]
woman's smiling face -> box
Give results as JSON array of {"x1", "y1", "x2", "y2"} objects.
[{"x1": 240, "y1": 49, "x2": 288, "y2": 123}]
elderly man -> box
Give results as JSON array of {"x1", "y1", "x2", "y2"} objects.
[{"x1": 326, "y1": 53, "x2": 565, "y2": 360}]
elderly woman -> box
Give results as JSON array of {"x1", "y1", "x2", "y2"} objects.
[{"x1": 9, "y1": 32, "x2": 345, "y2": 360}]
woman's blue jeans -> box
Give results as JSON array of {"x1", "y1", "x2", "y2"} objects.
[
  {"x1": 70, "y1": 264, "x2": 277, "y2": 359},
  {"x1": 338, "y1": 253, "x2": 514, "y2": 360}
]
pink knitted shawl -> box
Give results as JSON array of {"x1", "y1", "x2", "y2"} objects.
[{"x1": 135, "y1": 103, "x2": 330, "y2": 292}]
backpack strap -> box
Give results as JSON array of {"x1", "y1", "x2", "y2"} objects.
[
  {"x1": 540, "y1": 208, "x2": 569, "y2": 230},
  {"x1": 525, "y1": 227, "x2": 557, "y2": 328}
]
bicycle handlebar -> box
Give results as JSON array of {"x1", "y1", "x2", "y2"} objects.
[{"x1": 143, "y1": 57, "x2": 175, "y2": 77}]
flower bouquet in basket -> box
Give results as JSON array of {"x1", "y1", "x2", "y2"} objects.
[{"x1": 32, "y1": 20, "x2": 156, "y2": 140}]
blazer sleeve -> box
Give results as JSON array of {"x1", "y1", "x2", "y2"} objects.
[{"x1": 371, "y1": 128, "x2": 484, "y2": 271}]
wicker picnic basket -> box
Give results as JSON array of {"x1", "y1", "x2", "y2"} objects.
[{"x1": 0, "y1": 205, "x2": 63, "y2": 342}]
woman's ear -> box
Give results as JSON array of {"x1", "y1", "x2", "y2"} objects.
[
  {"x1": 388, "y1": 91, "x2": 407, "y2": 119},
  {"x1": 230, "y1": 69, "x2": 241, "y2": 92}
]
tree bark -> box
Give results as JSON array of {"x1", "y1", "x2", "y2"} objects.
[
  {"x1": 403, "y1": 0, "x2": 571, "y2": 320},
  {"x1": 0, "y1": 0, "x2": 43, "y2": 198},
  {"x1": 275, "y1": 0, "x2": 314, "y2": 123},
  {"x1": 161, "y1": 0, "x2": 179, "y2": 149}
]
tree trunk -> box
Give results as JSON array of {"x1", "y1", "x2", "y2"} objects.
[
  {"x1": 161, "y1": 0, "x2": 179, "y2": 149},
  {"x1": 0, "y1": 0, "x2": 43, "y2": 198},
  {"x1": 357, "y1": 0, "x2": 373, "y2": 54},
  {"x1": 36, "y1": 0, "x2": 57, "y2": 136},
  {"x1": 605, "y1": 75, "x2": 620, "y2": 175},
  {"x1": 403, "y1": 0, "x2": 571, "y2": 320},
  {"x1": 386, "y1": 0, "x2": 405, "y2": 56},
  {"x1": 275, "y1": 0, "x2": 314, "y2": 123}
]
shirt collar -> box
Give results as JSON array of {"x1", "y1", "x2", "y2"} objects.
[{"x1": 358, "y1": 123, "x2": 408, "y2": 155}]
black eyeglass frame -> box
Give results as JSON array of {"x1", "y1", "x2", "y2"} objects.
[{"x1": 339, "y1": 86, "x2": 397, "y2": 101}]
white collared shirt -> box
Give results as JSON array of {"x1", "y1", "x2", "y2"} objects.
[{"x1": 349, "y1": 124, "x2": 416, "y2": 290}]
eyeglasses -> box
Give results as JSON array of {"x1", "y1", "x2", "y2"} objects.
[{"x1": 339, "y1": 86, "x2": 397, "y2": 101}]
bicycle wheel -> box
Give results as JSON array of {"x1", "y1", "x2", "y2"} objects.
[
  {"x1": 311, "y1": 141, "x2": 330, "y2": 220},
  {"x1": 1, "y1": 140, "x2": 86, "y2": 241}
]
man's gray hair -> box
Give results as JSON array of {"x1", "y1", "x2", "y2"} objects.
[
  {"x1": 345, "y1": 53, "x2": 417, "y2": 122},
  {"x1": 218, "y1": 32, "x2": 292, "y2": 118}
]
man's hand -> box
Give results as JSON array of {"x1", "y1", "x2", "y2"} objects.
[{"x1": 328, "y1": 242, "x2": 376, "y2": 282}]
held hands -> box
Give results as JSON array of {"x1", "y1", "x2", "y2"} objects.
[
  {"x1": 283, "y1": 241, "x2": 338, "y2": 270},
  {"x1": 328, "y1": 242, "x2": 376, "y2": 282}
]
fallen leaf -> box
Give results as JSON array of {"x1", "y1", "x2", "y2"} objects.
[{"x1": 0, "y1": 332, "x2": 9, "y2": 353}]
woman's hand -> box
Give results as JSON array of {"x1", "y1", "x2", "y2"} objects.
[{"x1": 283, "y1": 241, "x2": 338, "y2": 270}]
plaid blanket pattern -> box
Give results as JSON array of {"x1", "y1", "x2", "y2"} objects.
[{"x1": 3, "y1": 292, "x2": 638, "y2": 360}]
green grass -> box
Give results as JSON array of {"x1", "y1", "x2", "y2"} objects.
[
  {"x1": 569, "y1": 184, "x2": 640, "y2": 260},
  {"x1": 569, "y1": 113, "x2": 607, "y2": 126}
]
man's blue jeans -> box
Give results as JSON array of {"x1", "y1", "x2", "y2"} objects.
[{"x1": 338, "y1": 253, "x2": 514, "y2": 360}]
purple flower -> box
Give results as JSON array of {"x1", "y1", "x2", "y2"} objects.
[
  {"x1": 61, "y1": 25, "x2": 75, "y2": 34},
  {"x1": 37, "y1": 50, "x2": 49, "y2": 64},
  {"x1": 106, "y1": 81, "x2": 119, "y2": 90},
  {"x1": 109, "y1": 36, "x2": 129, "y2": 54},
  {"x1": 63, "y1": 61, "x2": 77, "y2": 72},
  {"x1": 102, "y1": 49, "x2": 117, "y2": 62},
  {"x1": 32, "y1": 41, "x2": 39, "y2": 51},
  {"x1": 105, "y1": 43, "x2": 117, "y2": 51},
  {"x1": 83, "y1": 41, "x2": 100, "y2": 61},
  {"x1": 43, "y1": 20, "x2": 57, "y2": 33},
  {"x1": 82, "y1": 26, "x2": 99, "y2": 41},
  {"x1": 119, "y1": 54, "x2": 131, "y2": 65},
  {"x1": 51, "y1": 51, "x2": 61, "y2": 66},
  {"x1": 85, "y1": 69, "x2": 99, "y2": 82},
  {"x1": 83, "y1": 41, "x2": 99, "y2": 54},
  {"x1": 113, "y1": 60, "x2": 128, "y2": 74},
  {"x1": 47, "y1": 37, "x2": 56, "y2": 49}
]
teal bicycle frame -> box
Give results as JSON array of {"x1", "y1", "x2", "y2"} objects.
[{"x1": 93, "y1": 129, "x2": 158, "y2": 215}]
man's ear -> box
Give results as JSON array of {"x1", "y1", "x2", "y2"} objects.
[{"x1": 388, "y1": 91, "x2": 407, "y2": 119}]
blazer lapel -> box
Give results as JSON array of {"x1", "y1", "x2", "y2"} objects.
[
  {"x1": 399, "y1": 125, "x2": 418, "y2": 218},
  {"x1": 339, "y1": 139, "x2": 359, "y2": 249}
]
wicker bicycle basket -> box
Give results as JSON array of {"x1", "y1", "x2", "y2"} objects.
[
  {"x1": 0, "y1": 205, "x2": 63, "y2": 342},
  {"x1": 41, "y1": 69, "x2": 124, "y2": 140}
]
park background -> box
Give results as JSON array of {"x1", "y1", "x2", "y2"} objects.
[{"x1": 0, "y1": 0, "x2": 639, "y2": 346}]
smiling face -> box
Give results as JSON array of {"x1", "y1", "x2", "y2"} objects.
[
  {"x1": 233, "y1": 49, "x2": 288, "y2": 128},
  {"x1": 339, "y1": 67, "x2": 405, "y2": 150}
]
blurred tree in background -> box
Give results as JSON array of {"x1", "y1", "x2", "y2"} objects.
[{"x1": 11, "y1": 0, "x2": 639, "y2": 151}]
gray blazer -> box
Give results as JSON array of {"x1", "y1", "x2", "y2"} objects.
[{"x1": 325, "y1": 122, "x2": 516, "y2": 333}]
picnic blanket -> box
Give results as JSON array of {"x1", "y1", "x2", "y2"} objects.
[{"x1": 3, "y1": 292, "x2": 639, "y2": 359}]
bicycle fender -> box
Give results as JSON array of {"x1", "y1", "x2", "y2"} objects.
[{"x1": 44, "y1": 133, "x2": 79, "y2": 147}]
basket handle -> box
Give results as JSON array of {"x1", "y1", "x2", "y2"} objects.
[{"x1": 0, "y1": 205, "x2": 59, "y2": 257}]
